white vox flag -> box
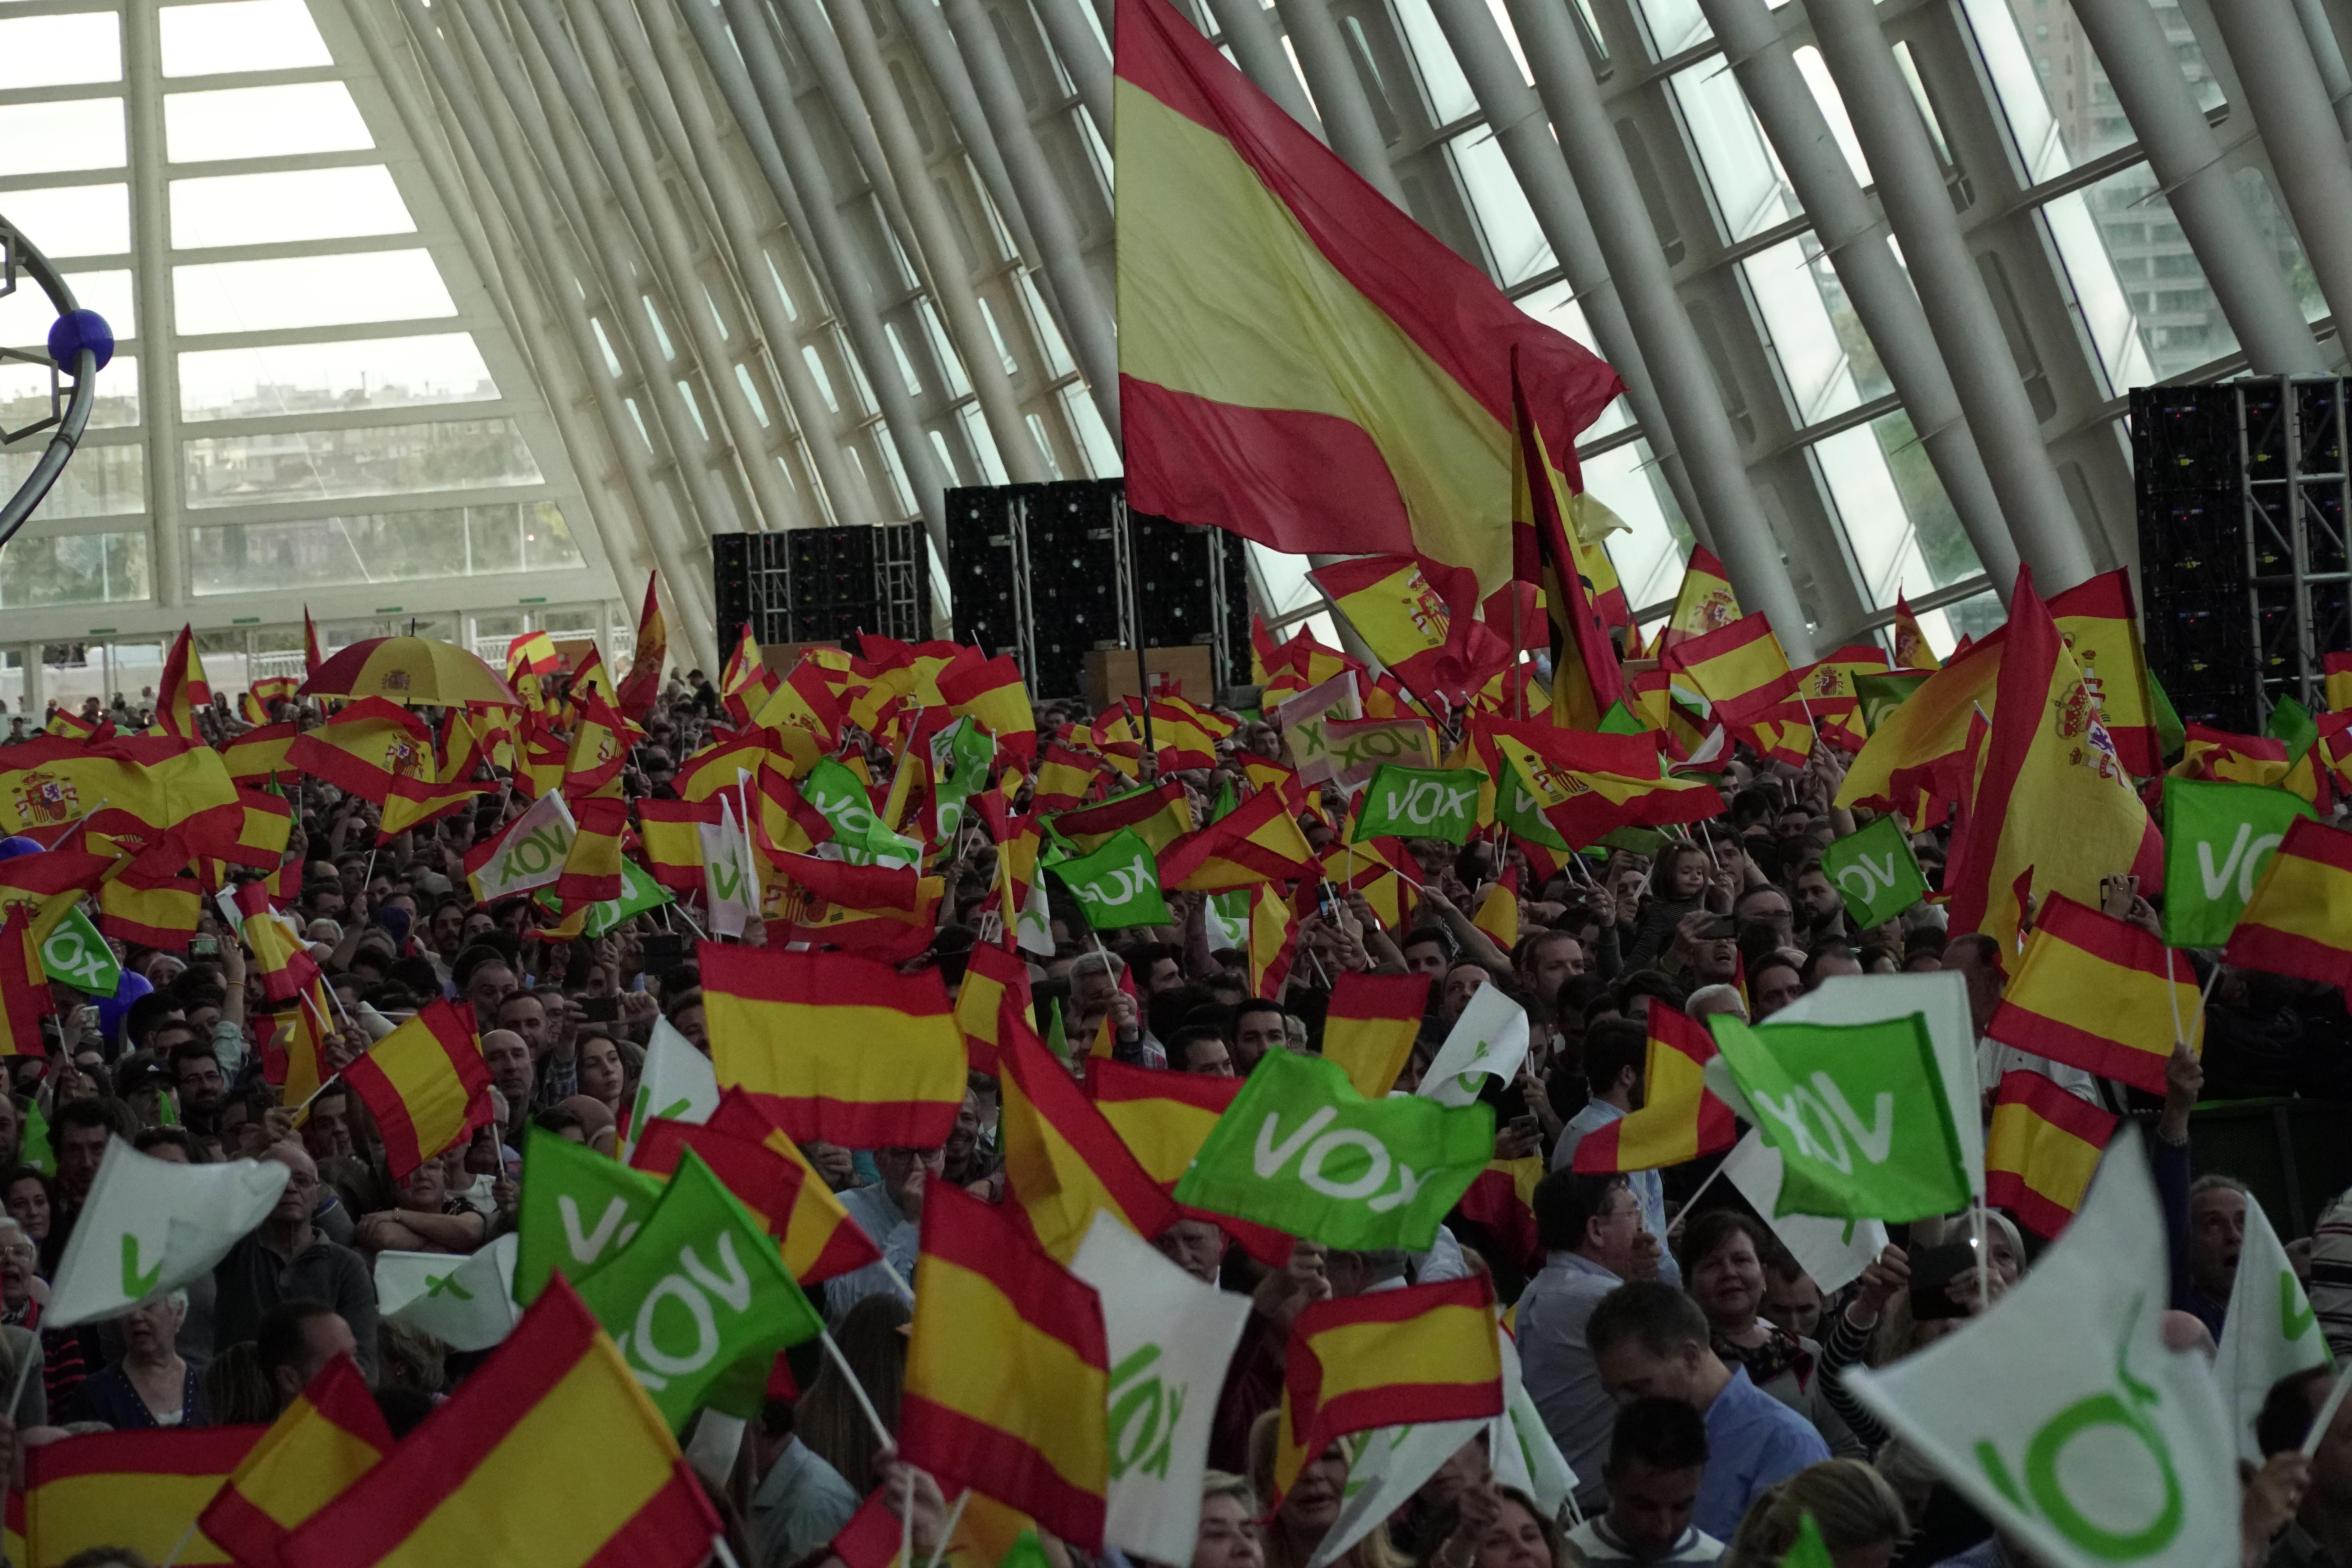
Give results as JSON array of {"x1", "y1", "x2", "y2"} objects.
[
  {"x1": 699, "y1": 796, "x2": 758, "y2": 939},
  {"x1": 1072, "y1": 1213, "x2": 1252, "y2": 1566},
  {"x1": 1847, "y1": 1128, "x2": 2238, "y2": 1568},
  {"x1": 377, "y1": 1233, "x2": 521, "y2": 1352},
  {"x1": 622, "y1": 1016, "x2": 721, "y2": 1162},
  {"x1": 468, "y1": 790, "x2": 577, "y2": 902},
  {"x1": 48, "y1": 1141, "x2": 290, "y2": 1328},
  {"x1": 1307, "y1": 1416, "x2": 1488, "y2": 1568},
  {"x1": 2215, "y1": 1195, "x2": 2332, "y2": 1464},
  {"x1": 1718, "y1": 1130, "x2": 1888, "y2": 1296},
  {"x1": 1017, "y1": 875, "x2": 1056, "y2": 957},
  {"x1": 1495, "y1": 1325, "x2": 1577, "y2": 1519},
  {"x1": 1418, "y1": 984, "x2": 1530, "y2": 1110}
]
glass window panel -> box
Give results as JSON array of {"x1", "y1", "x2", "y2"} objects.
[
  {"x1": 182, "y1": 417, "x2": 541, "y2": 508},
  {"x1": 1016, "y1": 274, "x2": 1072, "y2": 379},
  {"x1": 1513, "y1": 278, "x2": 1604, "y2": 358},
  {"x1": 0, "y1": 354, "x2": 138, "y2": 429},
  {"x1": 174, "y1": 249, "x2": 455, "y2": 336},
  {"x1": 0, "y1": 270, "x2": 136, "y2": 351},
  {"x1": 1580, "y1": 439, "x2": 1690, "y2": 613},
  {"x1": 1060, "y1": 383, "x2": 1118, "y2": 477},
  {"x1": 1450, "y1": 129, "x2": 1554, "y2": 288},
  {"x1": 0, "y1": 441, "x2": 144, "y2": 520},
  {"x1": 734, "y1": 363, "x2": 769, "y2": 426},
  {"x1": 178, "y1": 332, "x2": 498, "y2": 421},
  {"x1": 1741, "y1": 237, "x2": 1862, "y2": 426},
  {"x1": 1248, "y1": 543, "x2": 1341, "y2": 650},
  {"x1": 958, "y1": 403, "x2": 1007, "y2": 486},
  {"x1": 169, "y1": 165, "x2": 416, "y2": 250},
  {"x1": 1811, "y1": 416, "x2": 1978, "y2": 618},
  {"x1": 160, "y1": 0, "x2": 333, "y2": 76},
  {"x1": 1790, "y1": 47, "x2": 1871, "y2": 187},
  {"x1": 0, "y1": 531, "x2": 149, "y2": 608},
  {"x1": 1633, "y1": 0, "x2": 1709, "y2": 58},
  {"x1": 1388, "y1": 0, "x2": 1477, "y2": 124},
  {"x1": 1670, "y1": 62, "x2": 1796, "y2": 243},
  {"x1": 0, "y1": 13, "x2": 122, "y2": 89},
  {"x1": 164, "y1": 82, "x2": 372, "y2": 162},
  {"x1": 0, "y1": 99, "x2": 125, "y2": 178},
  {"x1": 2058, "y1": 164, "x2": 2236, "y2": 384},
  {"x1": 1963, "y1": 0, "x2": 2220, "y2": 174},
  {"x1": 0, "y1": 185, "x2": 131, "y2": 259},
  {"x1": 189, "y1": 500, "x2": 581, "y2": 593}
]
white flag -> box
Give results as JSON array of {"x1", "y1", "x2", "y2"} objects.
[
  {"x1": 467, "y1": 791, "x2": 577, "y2": 902},
  {"x1": 1495, "y1": 1327, "x2": 1577, "y2": 1519},
  {"x1": 1418, "y1": 984, "x2": 1529, "y2": 1109},
  {"x1": 2215, "y1": 1196, "x2": 2332, "y2": 1463},
  {"x1": 47, "y1": 1141, "x2": 289, "y2": 1328},
  {"x1": 1847, "y1": 1128, "x2": 2237, "y2": 1568},
  {"x1": 1308, "y1": 1417, "x2": 1488, "y2": 1568},
  {"x1": 1718, "y1": 1130, "x2": 1887, "y2": 1295},
  {"x1": 699, "y1": 796, "x2": 758, "y2": 939},
  {"x1": 1017, "y1": 875, "x2": 1055, "y2": 957},
  {"x1": 1071, "y1": 1213, "x2": 1251, "y2": 1566},
  {"x1": 377, "y1": 1233, "x2": 520, "y2": 1352},
  {"x1": 1770, "y1": 972, "x2": 1986, "y2": 1199},
  {"x1": 622, "y1": 1016, "x2": 721, "y2": 1162}
]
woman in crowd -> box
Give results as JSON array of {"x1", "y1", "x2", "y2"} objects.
[
  {"x1": 1678, "y1": 1210, "x2": 1861, "y2": 1457},
  {"x1": 72, "y1": 1290, "x2": 203, "y2": 1428}
]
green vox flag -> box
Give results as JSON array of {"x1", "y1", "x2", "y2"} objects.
[
  {"x1": 19, "y1": 1099, "x2": 50, "y2": 1176},
  {"x1": 573, "y1": 1149, "x2": 823, "y2": 1431},
  {"x1": 2267, "y1": 695, "x2": 2320, "y2": 765},
  {"x1": 39, "y1": 906, "x2": 120, "y2": 995},
  {"x1": 1780, "y1": 1515, "x2": 1836, "y2": 1568},
  {"x1": 931, "y1": 715, "x2": 996, "y2": 802},
  {"x1": 1707, "y1": 1012, "x2": 1968, "y2": 1223},
  {"x1": 1172, "y1": 1048, "x2": 1495, "y2": 1251},
  {"x1": 513, "y1": 1122, "x2": 666, "y2": 1306},
  {"x1": 1855, "y1": 672, "x2": 1931, "y2": 736},
  {"x1": 1350, "y1": 764, "x2": 1484, "y2": 845},
  {"x1": 804, "y1": 756, "x2": 922, "y2": 866},
  {"x1": 1045, "y1": 827, "x2": 1168, "y2": 929},
  {"x1": 583, "y1": 856, "x2": 671, "y2": 939},
  {"x1": 2161, "y1": 777, "x2": 2315, "y2": 948},
  {"x1": 1596, "y1": 701, "x2": 1647, "y2": 736},
  {"x1": 1818, "y1": 815, "x2": 1928, "y2": 929},
  {"x1": 2150, "y1": 671, "x2": 2188, "y2": 761},
  {"x1": 1045, "y1": 995, "x2": 1069, "y2": 1061},
  {"x1": 1494, "y1": 751, "x2": 1571, "y2": 853},
  {"x1": 1210, "y1": 777, "x2": 1238, "y2": 823}
]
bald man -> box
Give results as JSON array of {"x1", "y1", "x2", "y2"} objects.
[{"x1": 212, "y1": 1142, "x2": 379, "y2": 1377}]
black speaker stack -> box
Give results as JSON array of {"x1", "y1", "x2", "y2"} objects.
[
  {"x1": 711, "y1": 524, "x2": 932, "y2": 649},
  {"x1": 942, "y1": 478, "x2": 1252, "y2": 701}
]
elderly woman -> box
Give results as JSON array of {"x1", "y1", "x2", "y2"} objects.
[
  {"x1": 1677, "y1": 1210, "x2": 1860, "y2": 1457},
  {"x1": 0, "y1": 1220, "x2": 43, "y2": 1426},
  {"x1": 353, "y1": 1155, "x2": 488, "y2": 1256},
  {"x1": 75, "y1": 1289, "x2": 203, "y2": 1428},
  {"x1": 1194, "y1": 1472, "x2": 1267, "y2": 1568}
]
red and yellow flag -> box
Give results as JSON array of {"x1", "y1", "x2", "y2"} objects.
[
  {"x1": 1157, "y1": 786, "x2": 1314, "y2": 892},
  {"x1": 761, "y1": 849, "x2": 943, "y2": 964},
  {"x1": 0, "y1": 911, "x2": 49, "y2": 1058},
  {"x1": 1512, "y1": 352, "x2": 1623, "y2": 729},
  {"x1": 1307, "y1": 554, "x2": 1461, "y2": 699},
  {"x1": 26, "y1": 1425, "x2": 265, "y2": 1568},
  {"x1": 633, "y1": 1092, "x2": 884, "y2": 1284},
  {"x1": 1983, "y1": 1069, "x2": 2117, "y2": 1240},
  {"x1": 1052, "y1": 780, "x2": 1193, "y2": 856},
  {"x1": 902, "y1": 1182, "x2": 1109, "y2": 1548},
  {"x1": 1661, "y1": 547, "x2": 1740, "y2": 652},
  {"x1": 634, "y1": 797, "x2": 717, "y2": 892},
  {"x1": 278, "y1": 1278, "x2": 721, "y2": 1568},
  {"x1": 1891, "y1": 593, "x2": 1940, "y2": 671},
  {"x1": 1454, "y1": 1156, "x2": 1545, "y2": 1274},
  {"x1": 935, "y1": 652, "x2": 1033, "y2": 767},
  {"x1": 1272, "y1": 1278, "x2": 1503, "y2": 1507},
  {"x1": 1665, "y1": 615, "x2": 1793, "y2": 725},
  {"x1": 615, "y1": 574, "x2": 667, "y2": 721},
  {"x1": 722, "y1": 625, "x2": 777, "y2": 726},
  {"x1": 303, "y1": 607, "x2": 326, "y2": 680},
  {"x1": 0, "y1": 733, "x2": 241, "y2": 842},
  {"x1": 2223, "y1": 815, "x2": 2352, "y2": 989},
  {"x1": 954, "y1": 940, "x2": 1033, "y2": 1074},
  {"x1": 1247, "y1": 881, "x2": 1299, "y2": 999},
  {"x1": 98, "y1": 843, "x2": 202, "y2": 951},
  {"x1": 1484, "y1": 720, "x2": 1720, "y2": 849},
  {"x1": 264, "y1": 980, "x2": 336, "y2": 1107},
  {"x1": 1470, "y1": 864, "x2": 1519, "y2": 949},
  {"x1": 998, "y1": 1007, "x2": 1181, "y2": 1261},
  {"x1": 703, "y1": 944, "x2": 966, "y2": 1148},
  {"x1": 235, "y1": 878, "x2": 322, "y2": 1004},
  {"x1": 286, "y1": 697, "x2": 436, "y2": 806},
  {"x1": 153, "y1": 623, "x2": 212, "y2": 740},
  {"x1": 1088, "y1": 1057, "x2": 1291, "y2": 1265},
  {"x1": 1987, "y1": 893, "x2": 2200, "y2": 1096},
  {"x1": 221, "y1": 720, "x2": 301, "y2": 786},
  {"x1": 339, "y1": 996, "x2": 494, "y2": 1182},
  {"x1": 199, "y1": 1354, "x2": 391, "y2": 1566},
  {"x1": 1113, "y1": 0, "x2": 1619, "y2": 599},
  {"x1": 551, "y1": 793, "x2": 628, "y2": 907},
  {"x1": 1320, "y1": 971, "x2": 1428, "y2": 1100},
  {"x1": 1570, "y1": 1002, "x2": 1737, "y2": 1172},
  {"x1": 506, "y1": 629, "x2": 561, "y2": 678}
]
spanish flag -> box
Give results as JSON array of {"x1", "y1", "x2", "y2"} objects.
[
  {"x1": 722, "y1": 625, "x2": 777, "y2": 726},
  {"x1": 286, "y1": 698, "x2": 437, "y2": 806},
  {"x1": 1665, "y1": 615, "x2": 1793, "y2": 724},
  {"x1": 1084, "y1": 1058, "x2": 1289, "y2": 1265},
  {"x1": 752, "y1": 661, "x2": 848, "y2": 770},
  {"x1": 1987, "y1": 893, "x2": 2200, "y2": 1096},
  {"x1": 199, "y1": 1354, "x2": 392, "y2": 1566},
  {"x1": 2326, "y1": 652, "x2": 2352, "y2": 714},
  {"x1": 1470, "y1": 864, "x2": 1519, "y2": 948},
  {"x1": 234, "y1": 878, "x2": 321, "y2": 1004},
  {"x1": 1157, "y1": 786, "x2": 1315, "y2": 891},
  {"x1": 1512, "y1": 352, "x2": 1624, "y2": 729},
  {"x1": 702, "y1": 943, "x2": 967, "y2": 1148},
  {"x1": 937, "y1": 652, "x2": 1035, "y2": 767},
  {"x1": 1052, "y1": 780, "x2": 1194, "y2": 855},
  {"x1": 1144, "y1": 695, "x2": 1238, "y2": 773},
  {"x1": 1115, "y1": 0, "x2": 1619, "y2": 599},
  {"x1": 1891, "y1": 593, "x2": 1939, "y2": 671},
  {"x1": 2046, "y1": 568, "x2": 2158, "y2": 777},
  {"x1": 998, "y1": 1007, "x2": 1181, "y2": 1261},
  {"x1": 675, "y1": 732, "x2": 777, "y2": 804},
  {"x1": 0, "y1": 733, "x2": 241, "y2": 842},
  {"x1": 1570, "y1": 1002, "x2": 1737, "y2": 1171},
  {"x1": 153, "y1": 623, "x2": 212, "y2": 740},
  {"x1": 98, "y1": 843, "x2": 203, "y2": 950},
  {"x1": 1271, "y1": 1278, "x2": 1503, "y2": 1507},
  {"x1": 221, "y1": 720, "x2": 300, "y2": 784},
  {"x1": 634, "y1": 797, "x2": 717, "y2": 892},
  {"x1": 1247, "y1": 880, "x2": 1299, "y2": 999},
  {"x1": 633, "y1": 1091, "x2": 884, "y2": 1284},
  {"x1": 26, "y1": 1425, "x2": 265, "y2": 1568},
  {"x1": 1983, "y1": 1069, "x2": 2117, "y2": 1239},
  {"x1": 901, "y1": 1182, "x2": 1110, "y2": 1548},
  {"x1": 1836, "y1": 635, "x2": 2002, "y2": 812},
  {"x1": 1307, "y1": 554, "x2": 1459, "y2": 699},
  {"x1": 1661, "y1": 546, "x2": 1741, "y2": 652},
  {"x1": 1486, "y1": 723, "x2": 1720, "y2": 849},
  {"x1": 955, "y1": 939, "x2": 1033, "y2": 1074},
  {"x1": 762, "y1": 849, "x2": 943, "y2": 964},
  {"x1": 264, "y1": 981, "x2": 336, "y2": 1107},
  {"x1": 303, "y1": 608, "x2": 326, "y2": 680},
  {"x1": 1453, "y1": 1156, "x2": 1545, "y2": 1273},
  {"x1": 2224, "y1": 815, "x2": 2352, "y2": 989},
  {"x1": 1032, "y1": 743, "x2": 1102, "y2": 815},
  {"x1": 278, "y1": 1278, "x2": 722, "y2": 1568},
  {"x1": 42, "y1": 707, "x2": 106, "y2": 740},
  {"x1": 550, "y1": 792, "x2": 628, "y2": 906},
  {"x1": 615, "y1": 574, "x2": 667, "y2": 721},
  {"x1": 0, "y1": 846, "x2": 109, "y2": 948},
  {"x1": 252, "y1": 675, "x2": 301, "y2": 707},
  {"x1": 506, "y1": 628, "x2": 561, "y2": 677},
  {"x1": 338, "y1": 997, "x2": 495, "y2": 1182},
  {"x1": 1320, "y1": 971, "x2": 1428, "y2": 1099},
  {"x1": 0, "y1": 910, "x2": 49, "y2": 1058}
]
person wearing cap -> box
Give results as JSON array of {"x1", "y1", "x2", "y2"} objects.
[{"x1": 118, "y1": 1058, "x2": 179, "y2": 1131}]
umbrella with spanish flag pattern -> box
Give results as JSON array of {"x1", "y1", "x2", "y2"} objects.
[{"x1": 299, "y1": 636, "x2": 520, "y2": 708}]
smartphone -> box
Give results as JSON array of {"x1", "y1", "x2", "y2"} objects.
[
  {"x1": 580, "y1": 996, "x2": 621, "y2": 1024},
  {"x1": 189, "y1": 936, "x2": 218, "y2": 957},
  {"x1": 1907, "y1": 1240, "x2": 1980, "y2": 1322}
]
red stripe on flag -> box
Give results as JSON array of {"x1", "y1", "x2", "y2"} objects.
[
  {"x1": 1985, "y1": 1169, "x2": 2082, "y2": 1242},
  {"x1": 898, "y1": 1395, "x2": 1106, "y2": 1549},
  {"x1": 2222, "y1": 920, "x2": 2352, "y2": 989},
  {"x1": 699, "y1": 944, "x2": 952, "y2": 1018},
  {"x1": 575, "y1": 1461, "x2": 726, "y2": 1568},
  {"x1": 25, "y1": 1424, "x2": 264, "y2": 1484},
  {"x1": 1980, "y1": 1001, "x2": 2172, "y2": 1096},
  {"x1": 1996, "y1": 1067, "x2": 2119, "y2": 1143},
  {"x1": 2035, "y1": 894, "x2": 2192, "y2": 981}
]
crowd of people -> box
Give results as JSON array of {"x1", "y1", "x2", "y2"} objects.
[{"x1": 11, "y1": 642, "x2": 2352, "y2": 1568}]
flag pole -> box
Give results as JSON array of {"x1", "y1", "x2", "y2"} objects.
[
  {"x1": 926, "y1": 1489, "x2": 973, "y2": 1568},
  {"x1": 2302, "y1": 1369, "x2": 2352, "y2": 1458},
  {"x1": 291, "y1": 1072, "x2": 342, "y2": 1120},
  {"x1": 156, "y1": 1521, "x2": 202, "y2": 1568},
  {"x1": 819, "y1": 1326, "x2": 898, "y2": 1453}
]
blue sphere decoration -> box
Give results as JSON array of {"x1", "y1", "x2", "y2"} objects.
[{"x1": 47, "y1": 308, "x2": 114, "y2": 373}]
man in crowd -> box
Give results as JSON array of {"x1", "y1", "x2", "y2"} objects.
[{"x1": 1518, "y1": 1171, "x2": 1663, "y2": 1514}]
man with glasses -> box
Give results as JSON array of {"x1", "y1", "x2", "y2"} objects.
[
  {"x1": 211, "y1": 1142, "x2": 379, "y2": 1379},
  {"x1": 823, "y1": 1144, "x2": 940, "y2": 1322}
]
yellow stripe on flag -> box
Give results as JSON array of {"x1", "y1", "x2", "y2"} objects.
[
  {"x1": 1305, "y1": 1303, "x2": 1497, "y2": 1404},
  {"x1": 1986, "y1": 1102, "x2": 2103, "y2": 1215},
  {"x1": 904, "y1": 1256, "x2": 1109, "y2": 1494}
]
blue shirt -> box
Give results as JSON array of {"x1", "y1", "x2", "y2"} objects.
[
  {"x1": 1515, "y1": 1250, "x2": 1626, "y2": 1512},
  {"x1": 1552, "y1": 1101, "x2": 1681, "y2": 1288},
  {"x1": 1695, "y1": 1366, "x2": 1831, "y2": 1540},
  {"x1": 822, "y1": 1181, "x2": 919, "y2": 1323}
]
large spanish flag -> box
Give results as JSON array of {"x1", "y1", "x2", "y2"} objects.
[
  {"x1": 615, "y1": 573, "x2": 667, "y2": 722},
  {"x1": 1661, "y1": 546, "x2": 1741, "y2": 652},
  {"x1": 1983, "y1": 1069, "x2": 2117, "y2": 1239},
  {"x1": 338, "y1": 997, "x2": 494, "y2": 1182},
  {"x1": 221, "y1": 720, "x2": 301, "y2": 784},
  {"x1": 1157, "y1": 785, "x2": 1315, "y2": 891},
  {"x1": 285, "y1": 697, "x2": 437, "y2": 806},
  {"x1": 633, "y1": 1091, "x2": 883, "y2": 1284},
  {"x1": 1571, "y1": 1002, "x2": 1737, "y2": 1172},
  {"x1": 1087, "y1": 1057, "x2": 1291, "y2": 1265},
  {"x1": 1985, "y1": 893, "x2": 2200, "y2": 1096},
  {"x1": 199, "y1": 1354, "x2": 392, "y2": 1566},
  {"x1": 1114, "y1": 0, "x2": 1620, "y2": 597},
  {"x1": 1052, "y1": 779, "x2": 1194, "y2": 855},
  {"x1": 278, "y1": 1278, "x2": 721, "y2": 1568},
  {"x1": 0, "y1": 733, "x2": 241, "y2": 842},
  {"x1": 1320, "y1": 971, "x2": 1429, "y2": 1099},
  {"x1": 26, "y1": 1425, "x2": 264, "y2": 1567},
  {"x1": 998, "y1": 1008, "x2": 1181, "y2": 1261},
  {"x1": 2223, "y1": 815, "x2": 2352, "y2": 988},
  {"x1": 1272, "y1": 1278, "x2": 1503, "y2": 1506},
  {"x1": 702, "y1": 943, "x2": 967, "y2": 1148},
  {"x1": 902, "y1": 1183, "x2": 1110, "y2": 1548}
]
